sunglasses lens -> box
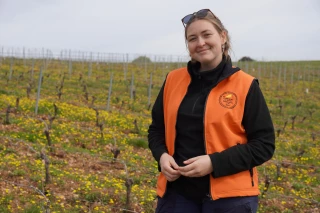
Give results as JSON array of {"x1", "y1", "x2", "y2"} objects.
[
  {"x1": 182, "y1": 9, "x2": 211, "y2": 26},
  {"x1": 182, "y1": 14, "x2": 194, "y2": 24},
  {"x1": 197, "y1": 9, "x2": 209, "y2": 18}
]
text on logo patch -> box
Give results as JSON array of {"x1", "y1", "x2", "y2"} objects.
[{"x1": 219, "y1": 92, "x2": 237, "y2": 109}]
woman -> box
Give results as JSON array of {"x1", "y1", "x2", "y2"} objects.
[{"x1": 148, "y1": 9, "x2": 275, "y2": 213}]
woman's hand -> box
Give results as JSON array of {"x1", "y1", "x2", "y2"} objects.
[
  {"x1": 159, "y1": 153, "x2": 181, "y2": 182},
  {"x1": 178, "y1": 155, "x2": 213, "y2": 177}
]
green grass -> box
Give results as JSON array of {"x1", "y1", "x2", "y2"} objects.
[
  {"x1": 0, "y1": 58, "x2": 319, "y2": 212},
  {"x1": 127, "y1": 138, "x2": 148, "y2": 149}
]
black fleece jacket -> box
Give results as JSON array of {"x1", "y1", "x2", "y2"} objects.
[{"x1": 148, "y1": 57, "x2": 275, "y2": 201}]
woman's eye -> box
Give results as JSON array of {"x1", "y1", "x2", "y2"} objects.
[
  {"x1": 204, "y1": 34, "x2": 211, "y2": 37},
  {"x1": 188, "y1": 38, "x2": 196, "y2": 42}
]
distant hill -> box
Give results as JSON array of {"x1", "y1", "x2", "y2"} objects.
[
  {"x1": 239, "y1": 56, "x2": 255, "y2": 62},
  {"x1": 132, "y1": 56, "x2": 152, "y2": 64}
]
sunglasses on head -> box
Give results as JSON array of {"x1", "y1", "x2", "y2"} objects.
[{"x1": 181, "y1": 9, "x2": 215, "y2": 27}]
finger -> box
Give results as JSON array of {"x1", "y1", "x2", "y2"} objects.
[
  {"x1": 164, "y1": 172, "x2": 178, "y2": 181},
  {"x1": 178, "y1": 164, "x2": 195, "y2": 173},
  {"x1": 165, "y1": 159, "x2": 180, "y2": 174},
  {"x1": 163, "y1": 165, "x2": 180, "y2": 175},
  {"x1": 180, "y1": 169, "x2": 196, "y2": 177},
  {"x1": 171, "y1": 175, "x2": 180, "y2": 181},
  {"x1": 181, "y1": 167, "x2": 202, "y2": 177},
  {"x1": 167, "y1": 173, "x2": 181, "y2": 182},
  {"x1": 168, "y1": 174, "x2": 179, "y2": 180},
  {"x1": 169, "y1": 159, "x2": 180, "y2": 170},
  {"x1": 183, "y1": 156, "x2": 199, "y2": 165},
  {"x1": 167, "y1": 167, "x2": 180, "y2": 175}
]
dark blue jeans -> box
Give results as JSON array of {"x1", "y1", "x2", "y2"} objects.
[{"x1": 155, "y1": 188, "x2": 258, "y2": 213}]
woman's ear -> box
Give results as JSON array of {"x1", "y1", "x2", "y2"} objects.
[{"x1": 220, "y1": 30, "x2": 227, "y2": 44}]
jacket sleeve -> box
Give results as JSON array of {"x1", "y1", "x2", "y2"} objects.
[
  {"x1": 148, "y1": 80, "x2": 168, "y2": 165},
  {"x1": 209, "y1": 79, "x2": 275, "y2": 178}
]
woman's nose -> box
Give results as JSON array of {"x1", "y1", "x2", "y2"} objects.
[{"x1": 197, "y1": 37, "x2": 205, "y2": 46}]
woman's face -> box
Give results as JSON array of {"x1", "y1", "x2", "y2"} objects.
[{"x1": 186, "y1": 19, "x2": 226, "y2": 70}]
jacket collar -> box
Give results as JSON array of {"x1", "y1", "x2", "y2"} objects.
[{"x1": 187, "y1": 55, "x2": 240, "y2": 83}]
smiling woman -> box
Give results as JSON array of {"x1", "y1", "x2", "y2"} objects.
[
  {"x1": 148, "y1": 8, "x2": 275, "y2": 213},
  {"x1": 183, "y1": 9, "x2": 230, "y2": 71},
  {"x1": 186, "y1": 20, "x2": 226, "y2": 71}
]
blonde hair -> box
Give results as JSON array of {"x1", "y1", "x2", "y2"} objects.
[{"x1": 184, "y1": 12, "x2": 231, "y2": 59}]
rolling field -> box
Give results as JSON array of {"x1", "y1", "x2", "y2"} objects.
[{"x1": 0, "y1": 56, "x2": 319, "y2": 213}]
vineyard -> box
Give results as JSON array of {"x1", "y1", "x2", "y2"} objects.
[{"x1": 0, "y1": 50, "x2": 319, "y2": 213}]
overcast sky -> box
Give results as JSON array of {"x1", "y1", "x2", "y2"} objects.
[{"x1": 1, "y1": 0, "x2": 320, "y2": 61}]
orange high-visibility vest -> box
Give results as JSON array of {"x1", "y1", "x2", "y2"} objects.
[{"x1": 157, "y1": 67, "x2": 259, "y2": 200}]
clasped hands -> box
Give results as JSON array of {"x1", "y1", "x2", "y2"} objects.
[{"x1": 159, "y1": 153, "x2": 213, "y2": 182}]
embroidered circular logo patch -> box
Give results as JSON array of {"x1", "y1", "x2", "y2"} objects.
[{"x1": 219, "y1": 92, "x2": 237, "y2": 109}]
